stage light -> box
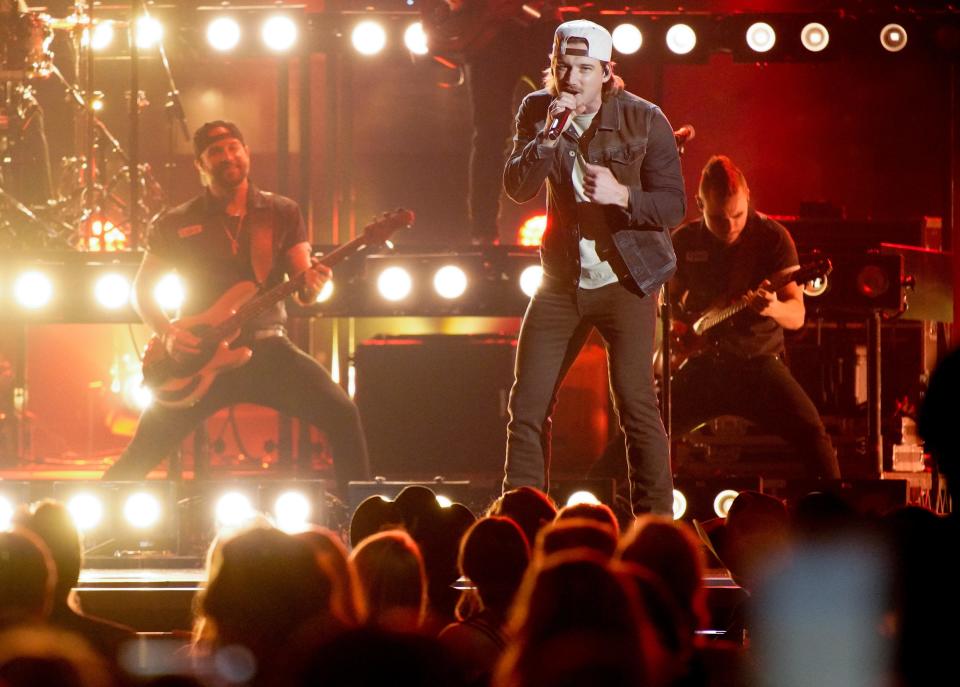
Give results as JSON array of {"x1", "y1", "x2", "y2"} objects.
[
  {"x1": 154, "y1": 273, "x2": 185, "y2": 311},
  {"x1": 88, "y1": 91, "x2": 105, "y2": 112},
  {"x1": 377, "y1": 266, "x2": 413, "y2": 301},
  {"x1": 68, "y1": 493, "x2": 104, "y2": 532},
  {"x1": 90, "y1": 20, "x2": 114, "y2": 51},
  {"x1": 435, "y1": 495, "x2": 453, "y2": 508},
  {"x1": 803, "y1": 274, "x2": 829, "y2": 297},
  {"x1": 207, "y1": 17, "x2": 242, "y2": 52},
  {"x1": 612, "y1": 24, "x2": 642, "y2": 55},
  {"x1": 0, "y1": 497, "x2": 13, "y2": 531},
  {"x1": 14, "y1": 270, "x2": 54, "y2": 309},
  {"x1": 519, "y1": 265, "x2": 542, "y2": 297},
  {"x1": 262, "y1": 15, "x2": 298, "y2": 52},
  {"x1": 352, "y1": 20, "x2": 387, "y2": 56},
  {"x1": 125, "y1": 376, "x2": 153, "y2": 411},
  {"x1": 713, "y1": 489, "x2": 740, "y2": 518},
  {"x1": 433, "y1": 265, "x2": 468, "y2": 300},
  {"x1": 566, "y1": 490, "x2": 601, "y2": 507},
  {"x1": 215, "y1": 492, "x2": 256, "y2": 529},
  {"x1": 801, "y1": 22, "x2": 829, "y2": 52},
  {"x1": 672, "y1": 489, "x2": 688, "y2": 520},
  {"x1": 666, "y1": 24, "x2": 697, "y2": 55},
  {"x1": 315, "y1": 280, "x2": 334, "y2": 303},
  {"x1": 274, "y1": 491, "x2": 312, "y2": 533},
  {"x1": 404, "y1": 21, "x2": 429, "y2": 55},
  {"x1": 94, "y1": 273, "x2": 131, "y2": 310},
  {"x1": 517, "y1": 214, "x2": 547, "y2": 246},
  {"x1": 880, "y1": 23, "x2": 908, "y2": 52},
  {"x1": 135, "y1": 15, "x2": 164, "y2": 50},
  {"x1": 123, "y1": 492, "x2": 162, "y2": 529},
  {"x1": 746, "y1": 22, "x2": 776, "y2": 53}
]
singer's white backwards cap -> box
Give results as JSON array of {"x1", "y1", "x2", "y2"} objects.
[{"x1": 553, "y1": 20, "x2": 613, "y2": 62}]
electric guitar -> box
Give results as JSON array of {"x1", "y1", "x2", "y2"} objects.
[
  {"x1": 141, "y1": 209, "x2": 414, "y2": 408},
  {"x1": 419, "y1": 0, "x2": 547, "y2": 56},
  {"x1": 670, "y1": 258, "x2": 832, "y2": 369}
]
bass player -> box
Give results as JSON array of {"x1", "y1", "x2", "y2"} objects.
[
  {"x1": 669, "y1": 155, "x2": 840, "y2": 480},
  {"x1": 102, "y1": 120, "x2": 370, "y2": 490}
]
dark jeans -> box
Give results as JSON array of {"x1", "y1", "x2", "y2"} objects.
[
  {"x1": 671, "y1": 351, "x2": 841, "y2": 479},
  {"x1": 504, "y1": 280, "x2": 672, "y2": 515},
  {"x1": 103, "y1": 336, "x2": 370, "y2": 491}
]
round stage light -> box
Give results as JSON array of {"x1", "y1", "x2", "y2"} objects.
[
  {"x1": 261, "y1": 15, "x2": 298, "y2": 52},
  {"x1": 135, "y1": 15, "x2": 164, "y2": 50},
  {"x1": 207, "y1": 17, "x2": 242, "y2": 52},
  {"x1": 880, "y1": 23, "x2": 908, "y2": 52},
  {"x1": 802, "y1": 274, "x2": 829, "y2": 297},
  {"x1": 435, "y1": 495, "x2": 454, "y2": 509},
  {"x1": 154, "y1": 273, "x2": 185, "y2": 311},
  {"x1": 666, "y1": 24, "x2": 697, "y2": 55},
  {"x1": 746, "y1": 22, "x2": 776, "y2": 53},
  {"x1": 433, "y1": 265, "x2": 468, "y2": 300},
  {"x1": 713, "y1": 489, "x2": 740, "y2": 518},
  {"x1": 125, "y1": 377, "x2": 153, "y2": 411},
  {"x1": 352, "y1": 20, "x2": 387, "y2": 56},
  {"x1": 124, "y1": 492, "x2": 162, "y2": 529},
  {"x1": 566, "y1": 490, "x2": 601, "y2": 507},
  {"x1": 377, "y1": 266, "x2": 413, "y2": 301},
  {"x1": 68, "y1": 493, "x2": 104, "y2": 532},
  {"x1": 856, "y1": 265, "x2": 891, "y2": 299},
  {"x1": 672, "y1": 489, "x2": 688, "y2": 520},
  {"x1": 517, "y1": 213, "x2": 547, "y2": 246},
  {"x1": 612, "y1": 24, "x2": 642, "y2": 55},
  {"x1": 215, "y1": 492, "x2": 256, "y2": 529},
  {"x1": 90, "y1": 20, "x2": 114, "y2": 51},
  {"x1": 94, "y1": 273, "x2": 131, "y2": 310},
  {"x1": 274, "y1": 491, "x2": 312, "y2": 533},
  {"x1": 519, "y1": 265, "x2": 543, "y2": 297},
  {"x1": 14, "y1": 271, "x2": 54, "y2": 310},
  {"x1": 0, "y1": 497, "x2": 13, "y2": 531},
  {"x1": 801, "y1": 22, "x2": 830, "y2": 52},
  {"x1": 404, "y1": 21, "x2": 429, "y2": 55}
]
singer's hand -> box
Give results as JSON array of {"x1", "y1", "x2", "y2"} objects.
[
  {"x1": 583, "y1": 163, "x2": 629, "y2": 207},
  {"x1": 542, "y1": 92, "x2": 581, "y2": 144}
]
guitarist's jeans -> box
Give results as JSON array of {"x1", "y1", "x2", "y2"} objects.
[
  {"x1": 103, "y1": 337, "x2": 370, "y2": 491},
  {"x1": 503, "y1": 279, "x2": 672, "y2": 515},
  {"x1": 671, "y1": 352, "x2": 841, "y2": 480}
]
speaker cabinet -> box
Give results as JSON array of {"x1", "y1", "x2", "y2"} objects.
[{"x1": 354, "y1": 335, "x2": 516, "y2": 479}]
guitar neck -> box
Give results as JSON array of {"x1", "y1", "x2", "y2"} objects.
[
  {"x1": 693, "y1": 270, "x2": 800, "y2": 336},
  {"x1": 208, "y1": 233, "x2": 372, "y2": 342}
]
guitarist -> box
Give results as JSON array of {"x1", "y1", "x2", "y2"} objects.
[
  {"x1": 669, "y1": 155, "x2": 840, "y2": 480},
  {"x1": 102, "y1": 121, "x2": 370, "y2": 490}
]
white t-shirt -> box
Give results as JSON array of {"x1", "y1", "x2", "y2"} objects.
[{"x1": 571, "y1": 111, "x2": 619, "y2": 289}]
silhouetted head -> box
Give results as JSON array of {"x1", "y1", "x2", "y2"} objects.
[
  {"x1": 556, "y1": 502, "x2": 620, "y2": 538},
  {"x1": 458, "y1": 517, "x2": 530, "y2": 616},
  {"x1": 535, "y1": 518, "x2": 618, "y2": 560},
  {"x1": 918, "y1": 347, "x2": 960, "y2": 504},
  {"x1": 487, "y1": 487, "x2": 557, "y2": 548},
  {"x1": 0, "y1": 529, "x2": 56, "y2": 628},
  {"x1": 14, "y1": 500, "x2": 82, "y2": 606},
  {"x1": 350, "y1": 529, "x2": 427, "y2": 630}
]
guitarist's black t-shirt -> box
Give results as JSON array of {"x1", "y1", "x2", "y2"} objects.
[
  {"x1": 146, "y1": 183, "x2": 306, "y2": 334},
  {"x1": 671, "y1": 211, "x2": 799, "y2": 359}
]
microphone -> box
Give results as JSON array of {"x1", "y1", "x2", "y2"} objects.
[
  {"x1": 673, "y1": 124, "x2": 696, "y2": 146},
  {"x1": 546, "y1": 108, "x2": 572, "y2": 140}
]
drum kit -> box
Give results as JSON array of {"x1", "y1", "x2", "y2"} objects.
[{"x1": 1, "y1": 2, "x2": 167, "y2": 250}]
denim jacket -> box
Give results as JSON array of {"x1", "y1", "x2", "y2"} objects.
[{"x1": 503, "y1": 89, "x2": 686, "y2": 295}]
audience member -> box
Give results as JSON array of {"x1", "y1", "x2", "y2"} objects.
[
  {"x1": 555, "y1": 502, "x2": 620, "y2": 538},
  {"x1": 440, "y1": 517, "x2": 531, "y2": 686},
  {"x1": 535, "y1": 517, "x2": 618, "y2": 560},
  {"x1": 0, "y1": 529, "x2": 55, "y2": 630},
  {"x1": 486, "y1": 487, "x2": 557, "y2": 548},
  {"x1": 350, "y1": 529, "x2": 428, "y2": 630},
  {"x1": 493, "y1": 550, "x2": 648, "y2": 687},
  {"x1": 13, "y1": 500, "x2": 136, "y2": 662},
  {"x1": 295, "y1": 527, "x2": 364, "y2": 625},
  {"x1": 0, "y1": 625, "x2": 115, "y2": 687}
]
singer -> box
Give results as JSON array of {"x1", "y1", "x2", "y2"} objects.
[{"x1": 502, "y1": 20, "x2": 686, "y2": 515}]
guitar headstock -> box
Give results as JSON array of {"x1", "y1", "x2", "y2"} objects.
[
  {"x1": 797, "y1": 257, "x2": 833, "y2": 282},
  {"x1": 362, "y1": 209, "x2": 415, "y2": 246}
]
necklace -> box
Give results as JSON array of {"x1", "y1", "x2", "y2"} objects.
[{"x1": 224, "y1": 213, "x2": 244, "y2": 255}]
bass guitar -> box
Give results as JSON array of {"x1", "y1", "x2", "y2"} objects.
[
  {"x1": 670, "y1": 258, "x2": 832, "y2": 369},
  {"x1": 141, "y1": 209, "x2": 414, "y2": 408}
]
